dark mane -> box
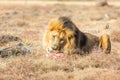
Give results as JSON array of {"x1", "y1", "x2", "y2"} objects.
[
  {"x1": 75, "y1": 29, "x2": 87, "y2": 49},
  {"x1": 79, "y1": 31, "x2": 87, "y2": 48},
  {"x1": 58, "y1": 16, "x2": 87, "y2": 49},
  {"x1": 58, "y1": 17, "x2": 76, "y2": 30}
]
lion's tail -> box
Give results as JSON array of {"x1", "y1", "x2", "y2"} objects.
[{"x1": 99, "y1": 34, "x2": 111, "y2": 54}]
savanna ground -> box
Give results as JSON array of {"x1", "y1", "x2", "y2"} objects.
[{"x1": 0, "y1": 0, "x2": 120, "y2": 80}]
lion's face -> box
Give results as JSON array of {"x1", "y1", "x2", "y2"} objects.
[
  {"x1": 43, "y1": 17, "x2": 78, "y2": 54},
  {"x1": 47, "y1": 30, "x2": 67, "y2": 52}
]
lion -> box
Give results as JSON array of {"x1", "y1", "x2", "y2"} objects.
[{"x1": 43, "y1": 17, "x2": 111, "y2": 54}]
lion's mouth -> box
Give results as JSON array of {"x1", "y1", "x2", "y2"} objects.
[{"x1": 46, "y1": 48, "x2": 62, "y2": 54}]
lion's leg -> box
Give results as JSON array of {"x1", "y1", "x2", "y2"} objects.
[{"x1": 99, "y1": 34, "x2": 111, "y2": 54}]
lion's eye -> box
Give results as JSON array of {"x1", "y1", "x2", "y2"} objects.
[
  {"x1": 52, "y1": 35, "x2": 56, "y2": 39},
  {"x1": 53, "y1": 35, "x2": 55, "y2": 38},
  {"x1": 60, "y1": 38, "x2": 64, "y2": 44}
]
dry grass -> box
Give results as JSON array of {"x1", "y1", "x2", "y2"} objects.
[
  {"x1": 0, "y1": 1, "x2": 120, "y2": 80},
  {"x1": 111, "y1": 30, "x2": 120, "y2": 42},
  {"x1": 0, "y1": 51, "x2": 120, "y2": 80}
]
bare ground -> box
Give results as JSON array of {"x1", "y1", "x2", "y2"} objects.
[{"x1": 0, "y1": 1, "x2": 120, "y2": 80}]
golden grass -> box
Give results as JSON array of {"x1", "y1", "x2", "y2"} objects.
[
  {"x1": 0, "y1": 1, "x2": 120, "y2": 80},
  {"x1": 111, "y1": 30, "x2": 120, "y2": 42},
  {"x1": 0, "y1": 51, "x2": 120, "y2": 80}
]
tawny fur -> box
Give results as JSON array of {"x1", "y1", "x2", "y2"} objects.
[
  {"x1": 99, "y1": 34, "x2": 111, "y2": 53},
  {"x1": 43, "y1": 17, "x2": 111, "y2": 54}
]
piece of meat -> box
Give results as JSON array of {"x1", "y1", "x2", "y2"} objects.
[{"x1": 46, "y1": 51, "x2": 65, "y2": 59}]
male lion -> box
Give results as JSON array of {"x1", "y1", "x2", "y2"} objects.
[{"x1": 43, "y1": 17, "x2": 111, "y2": 54}]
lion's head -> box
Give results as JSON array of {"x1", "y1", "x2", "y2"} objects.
[
  {"x1": 48, "y1": 30, "x2": 67, "y2": 52},
  {"x1": 43, "y1": 17, "x2": 77, "y2": 54}
]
